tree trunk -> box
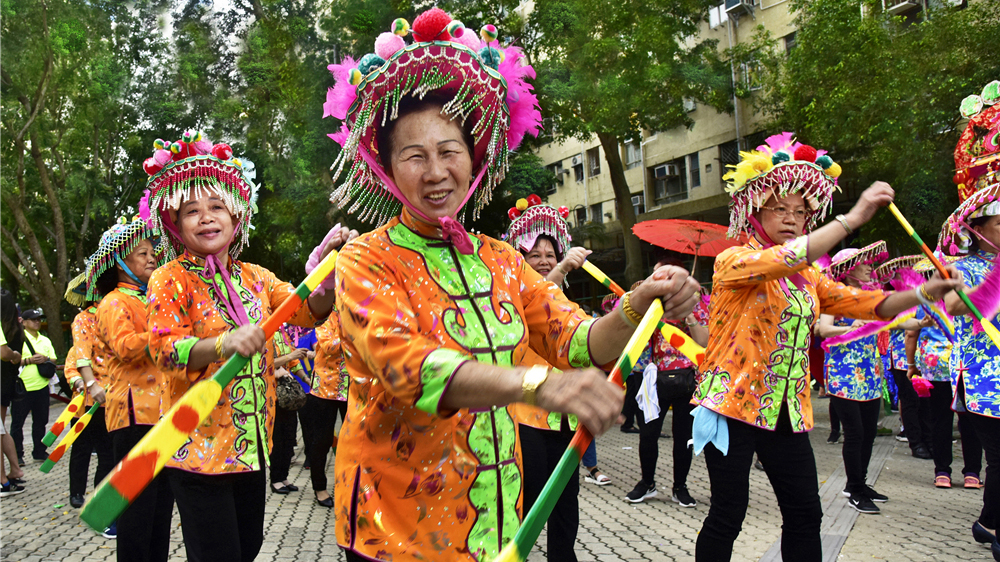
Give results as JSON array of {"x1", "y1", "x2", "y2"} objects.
[{"x1": 597, "y1": 132, "x2": 644, "y2": 285}]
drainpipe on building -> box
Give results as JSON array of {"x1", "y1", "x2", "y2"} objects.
[
  {"x1": 726, "y1": 13, "x2": 743, "y2": 151},
  {"x1": 581, "y1": 140, "x2": 589, "y2": 214}
]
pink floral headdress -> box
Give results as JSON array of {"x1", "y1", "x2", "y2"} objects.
[
  {"x1": 503, "y1": 195, "x2": 572, "y2": 256},
  {"x1": 723, "y1": 132, "x2": 842, "y2": 239},
  {"x1": 323, "y1": 7, "x2": 542, "y2": 229},
  {"x1": 824, "y1": 241, "x2": 888, "y2": 283}
]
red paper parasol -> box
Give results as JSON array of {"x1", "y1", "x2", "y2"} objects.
[{"x1": 633, "y1": 219, "x2": 748, "y2": 274}]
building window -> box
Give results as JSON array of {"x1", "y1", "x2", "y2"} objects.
[
  {"x1": 652, "y1": 158, "x2": 688, "y2": 205},
  {"x1": 590, "y1": 202, "x2": 603, "y2": 223},
  {"x1": 624, "y1": 141, "x2": 641, "y2": 170},
  {"x1": 739, "y1": 59, "x2": 763, "y2": 92},
  {"x1": 546, "y1": 162, "x2": 563, "y2": 195},
  {"x1": 689, "y1": 152, "x2": 701, "y2": 188},
  {"x1": 587, "y1": 147, "x2": 601, "y2": 177},
  {"x1": 576, "y1": 206, "x2": 587, "y2": 225},
  {"x1": 784, "y1": 32, "x2": 797, "y2": 52},
  {"x1": 573, "y1": 159, "x2": 584, "y2": 183},
  {"x1": 632, "y1": 193, "x2": 645, "y2": 217}
]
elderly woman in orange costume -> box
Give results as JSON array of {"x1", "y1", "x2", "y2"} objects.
[
  {"x1": 324, "y1": 8, "x2": 700, "y2": 562},
  {"x1": 140, "y1": 132, "x2": 347, "y2": 562},
  {"x1": 692, "y1": 134, "x2": 962, "y2": 562}
]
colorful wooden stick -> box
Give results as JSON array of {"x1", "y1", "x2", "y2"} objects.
[
  {"x1": 39, "y1": 402, "x2": 101, "y2": 473},
  {"x1": 887, "y1": 203, "x2": 1000, "y2": 348},
  {"x1": 496, "y1": 298, "x2": 665, "y2": 562},
  {"x1": 80, "y1": 249, "x2": 339, "y2": 532},
  {"x1": 42, "y1": 393, "x2": 85, "y2": 447},
  {"x1": 581, "y1": 260, "x2": 705, "y2": 366}
]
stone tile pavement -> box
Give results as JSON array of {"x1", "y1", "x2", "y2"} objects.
[{"x1": 0, "y1": 397, "x2": 994, "y2": 561}]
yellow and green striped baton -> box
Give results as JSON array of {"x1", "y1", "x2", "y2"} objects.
[
  {"x1": 887, "y1": 203, "x2": 1000, "y2": 348},
  {"x1": 80, "y1": 249, "x2": 339, "y2": 532},
  {"x1": 42, "y1": 393, "x2": 85, "y2": 447},
  {"x1": 495, "y1": 299, "x2": 664, "y2": 562},
  {"x1": 39, "y1": 402, "x2": 101, "y2": 473},
  {"x1": 581, "y1": 260, "x2": 705, "y2": 366}
]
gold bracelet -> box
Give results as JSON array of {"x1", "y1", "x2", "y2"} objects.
[
  {"x1": 215, "y1": 330, "x2": 229, "y2": 358},
  {"x1": 621, "y1": 292, "x2": 644, "y2": 326},
  {"x1": 918, "y1": 284, "x2": 935, "y2": 303},
  {"x1": 835, "y1": 214, "x2": 853, "y2": 235}
]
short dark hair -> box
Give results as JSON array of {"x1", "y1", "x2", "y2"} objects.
[
  {"x1": 970, "y1": 215, "x2": 993, "y2": 251},
  {"x1": 375, "y1": 94, "x2": 476, "y2": 175},
  {"x1": 96, "y1": 267, "x2": 119, "y2": 298},
  {"x1": 520, "y1": 234, "x2": 564, "y2": 264}
]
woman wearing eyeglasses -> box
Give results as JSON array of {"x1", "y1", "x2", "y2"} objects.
[{"x1": 692, "y1": 134, "x2": 962, "y2": 562}]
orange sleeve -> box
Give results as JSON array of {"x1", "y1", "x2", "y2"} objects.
[{"x1": 97, "y1": 295, "x2": 150, "y2": 363}]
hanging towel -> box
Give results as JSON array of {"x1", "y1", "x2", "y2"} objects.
[
  {"x1": 636, "y1": 362, "x2": 660, "y2": 423},
  {"x1": 691, "y1": 405, "x2": 729, "y2": 456}
]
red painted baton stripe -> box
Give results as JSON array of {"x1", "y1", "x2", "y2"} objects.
[{"x1": 110, "y1": 450, "x2": 160, "y2": 502}]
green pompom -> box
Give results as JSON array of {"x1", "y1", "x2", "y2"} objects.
[
  {"x1": 358, "y1": 53, "x2": 386, "y2": 75},
  {"x1": 771, "y1": 151, "x2": 791, "y2": 165},
  {"x1": 478, "y1": 47, "x2": 503, "y2": 69},
  {"x1": 815, "y1": 155, "x2": 833, "y2": 169}
]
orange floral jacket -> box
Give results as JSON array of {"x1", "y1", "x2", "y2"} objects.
[
  {"x1": 311, "y1": 313, "x2": 349, "y2": 401},
  {"x1": 65, "y1": 307, "x2": 108, "y2": 409},
  {"x1": 334, "y1": 210, "x2": 602, "y2": 561},
  {"x1": 147, "y1": 252, "x2": 320, "y2": 474},
  {"x1": 694, "y1": 237, "x2": 888, "y2": 431},
  {"x1": 97, "y1": 283, "x2": 167, "y2": 430}
]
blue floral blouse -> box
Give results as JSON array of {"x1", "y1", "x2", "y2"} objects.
[
  {"x1": 915, "y1": 307, "x2": 952, "y2": 383},
  {"x1": 825, "y1": 317, "x2": 883, "y2": 401},
  {"x1": 950, "y1": 250, "x2": 1000, "y2": 417}
]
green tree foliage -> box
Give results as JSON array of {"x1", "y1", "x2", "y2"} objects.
[
  {"x1": 528, "y1": 0, "x2": 732, "y2": 283},
  {"x1": 735, "y1": 0, "x2": 1000, "y2": 254}
]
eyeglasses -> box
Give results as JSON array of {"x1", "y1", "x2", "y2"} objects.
[{"x1": 760, "y1": 205, "x2": 809, "y2": 221}]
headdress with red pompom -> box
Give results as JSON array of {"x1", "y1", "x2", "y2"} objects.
[
  {"x1": 502, "y1": 194, "x2": 572, "y2": 256},
  {"x1": 723, "y1": 132, "x2": 842, "y2": 239},
  {"x1": 139, "y1": 131, "x2": 258, "y2": 260},
  {"x1": 84, "y1": 215, "x2": 162, "y2": 300},
  {"x1": 323, "y1": 7, "x2": 542, "y2": 226},
  {"x1": 823, "y1": 241, "x2": 888, "y2": 283},
  {"x1": 939, "y1": 80, "x2": 1000, "y2": 257}
]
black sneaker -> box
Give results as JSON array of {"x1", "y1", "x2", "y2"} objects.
[
  {"x1": 625, "y1": 480, "x2": 657, "y2": 503},
  {"x1": 827, "y1": 432, "x2": 840, "y2": 444},
  {"x1": 671, "y1": 486, "x2": 696, "y2": 507},
  {"x1": 863, "y1": 485, "x2": 888, "y2": 502},
  {"x1": 895, "y1": 431, "x2": 908, "y2": 442},
  {"x1": 848, "y1": 493, "x2": 879, "y2": 514},
  {"x1": 0, "y1": 482, "x2": 24, "y2": 497}
]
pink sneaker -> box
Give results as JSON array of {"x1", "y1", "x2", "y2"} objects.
[
  {"x1": 965, "y1": 474, "x2": 982, "y2": 489},
  {"x1": 935, "y1": 473, "x2": 952, "y2": 488}
]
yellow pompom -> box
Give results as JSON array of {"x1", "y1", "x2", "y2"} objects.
[
  {"x1": 348, "y1": 68, "x2": 363, "y2": 86},
  {"x1": 515, "y1": 198, "x2": 529, "y2": 211},
  {"x1": 825, "y1": 162, "x2": 842, "y2": 178}
]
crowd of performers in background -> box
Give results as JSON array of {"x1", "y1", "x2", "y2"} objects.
[{"x1": 0, "y1": 7, "x2": 997, "y2": 562}]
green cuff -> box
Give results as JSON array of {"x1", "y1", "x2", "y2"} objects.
[
  {"x1": 172, "y1": 337, "x2": 200, "y2": 370},
  {"x1": 76, "y1": 358, "x2": 92, "y2": 368},
  {"x1": 569, "y1": 317, "x2": 598, "y2": 370},
  {"x1": 417, "y1": 348, "x2": 470, "y2": 415}
]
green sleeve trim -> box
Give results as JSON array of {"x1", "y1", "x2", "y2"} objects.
[
  {"x1": 173, "y1": 337, "x2": 200, "y2": 369},
  {"x1": 570, "y1": 317, "x2": 597, "y2": 370},
  {"x1": 76, "y1": 358, "x2": 92, "y2": 368},
  {"x1": 417, "y1": 348, "x2": 470, "y2": 415}
]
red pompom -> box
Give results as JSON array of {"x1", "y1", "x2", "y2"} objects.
[
  {"x1": 412, "y1": 8, "x2": 452, "y2": 42},
  {"x1": 526, "y1": 194, "x2": 542, "y2": 207},
  {"x1": 508, "y1": 208, "x2": 521, "y2": 220},
  {"x1": 793, "y1": 145, "x2": 817, "y2": 163},
  {"x1": 954, "y1": 170, "x2": 969, "y2": 185},
  {"x1": 171, "y1": 140, "x2": 197, "y2": 160},
  {"x1": 558, "y1": 206, "x2": 570, "y2": 219},
  {"x1": 212, "y1": 143, "x2": 234, "y2": 160},
  {"x1": 143, "y1": 158, "x2": 163, "y2": 175}
]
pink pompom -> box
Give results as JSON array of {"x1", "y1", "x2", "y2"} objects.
[
  {"x1": 950, "y1": 243, "x2": 960, "y2": 255},
  {"x1": 498, "y1": 47, "x2": 542, "y2": 149},
  {"x1": 324, "y1": 56, "x2": 359, "y2": 120},
  {"x1": 911, "y1": 377, "x2": 932, "y2": 398},
  {"x1": 153, "y1": 149, "x2": 172, "y2": 167},
  {"x1": 139, "y1": 189, "x2": 152, "y2": 222},
  {"x1": 375, "y1": 32, "x2": 405, "y2": 59},
  {"x1": 452, "y1": 31, "x2": 481, "y2": 51},
  {"x1": 192, "y1": 139, "x2": 212, "y2": 155}
]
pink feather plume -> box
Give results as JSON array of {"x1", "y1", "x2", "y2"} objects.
[
  {"x1": 324, "y1": 56, "x2": 359, "y2": 120},
  {"x1": 821, "y1": 318, "x2": 898, "y2": 352},
  {"x1": 889, "y1": 268, "x2": 925, "y2": 291},
  {"x1": 498, "y1": 47, "x2": 542, "y2": 150},
  {"x1": 967, "y1": 258, "x2": 1000, "y2": 334},
  {"x1": 328, "y1": 123, "x2": 350, "y2": 148},
  {"x1": 139, "y1": 189, "x2": 152, "y2": 222},
  {"x1": 758, "y1": 132, "x2": 801, "y2": 155}
]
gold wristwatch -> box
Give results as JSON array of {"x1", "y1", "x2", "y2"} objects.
[{"x1": 521, "y1": 365, "x2": 550, "y2": 406}]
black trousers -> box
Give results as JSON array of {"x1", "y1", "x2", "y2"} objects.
[
  {"x1": 929, "y1": 380, "x2": 983, "y2": 476},
  {"x1": 167, "y1": 466, "x2": 266, "y2": 562},
  {"x1": 11, "y1": 387, "x2": 49, "y2": 459},
  {"x1": 112, "y1": 425, "x2": 175, "y2": 562},
  {"x1": 621, "y1": 372, "x2": 640, "y2": 428},
  {"x1": 828, "y1": 400, "x2": 840, "y2": 436},
  {"x1": 298, "y1": 395, "x2": 346, "y2": 491},
  {"x1": 636, "y1": 376, "x2": 694, "y2": 487},
  {"x1": 829, "y1": 396, "x2": 880, "y2": 494},
  {"x1": 519, "y1": 423, "x2": 579, "y2": 562},
  {"x1": 890, "y1": 369, "x2": 929, "y2": 448},
  {"x1": 69, "y1": 407, "x2": 114, "y2": 496},
  {"x1": 696, "y1": 404, "x2": 823, "y2": 562},
  {"x1": 967, "y1": 412, "x2": 1000, "y2": 529},
  {"x1": 268, "y1": 404, "x2": 297, "y2": 484}
]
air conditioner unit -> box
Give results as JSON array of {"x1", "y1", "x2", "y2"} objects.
[
  {"x1": 883, "y1": 0, "x2": 919, "y2": 15},
  {"x1": 683, "y1": 98, "x2": 697, "y2": 113},
  {"x1": 725, "y1": 0, "x2": 754, "y2": 16},
  {"x1": 631, "y1": 195, "x2": 644, "y2": 206},
  {"x1": 571, "y1": 155, "x2": 581, "y2": 166}
]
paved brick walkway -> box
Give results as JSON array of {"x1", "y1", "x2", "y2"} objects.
[{"x1": 0, "y1": 398, "x2": 993, "y2": 561}]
